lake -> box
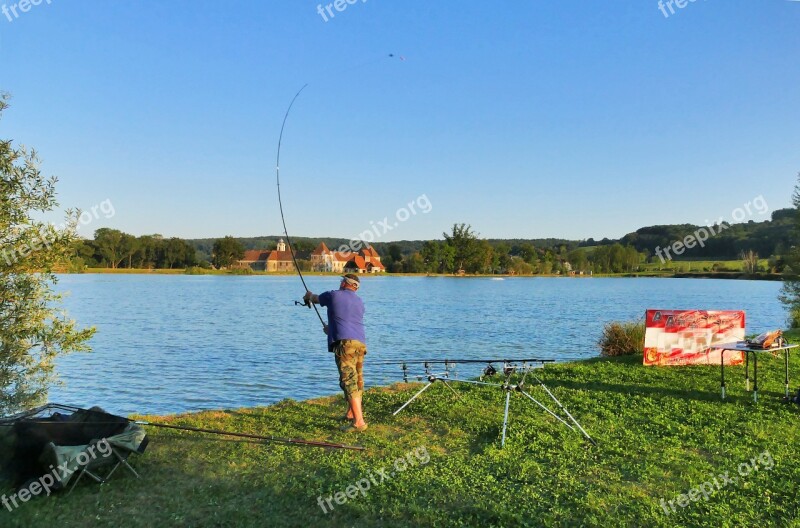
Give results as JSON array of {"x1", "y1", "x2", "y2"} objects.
[{"x1": 50, "y1": 275, "x2": 787, "y2": 415}]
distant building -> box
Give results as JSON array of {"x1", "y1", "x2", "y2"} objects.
[
  {"x1": 236, "y1": 239, "x2": 385, "y2": 273},
  {"x1": 266, "y1": 239, "x2": 297, "y2": 272},
  {"x1": 310, "y1": 243, "x2": 385, "y2": 273},
  {"x1": 238, "y1": 250, "x2": 271, "y2": 271},
  {"x1": 237, "y1": 239, "x2": 301, "y2": 272}
]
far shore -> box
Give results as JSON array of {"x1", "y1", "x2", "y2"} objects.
[{"x1": 63, "y1": 268, "x2": 785, "y2": 281}]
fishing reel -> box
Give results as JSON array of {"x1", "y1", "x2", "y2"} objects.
[{"x1": 482, "y1": 364, "x2": 497, "y2": 379}]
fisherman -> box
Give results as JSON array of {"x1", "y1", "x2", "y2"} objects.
[{"x1": 303, "y1": 274, "x2": 368, "y2": 432}]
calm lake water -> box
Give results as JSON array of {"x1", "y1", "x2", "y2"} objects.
[{"x1": 50, "y1": 275, "x2": 786, "y2": 416}]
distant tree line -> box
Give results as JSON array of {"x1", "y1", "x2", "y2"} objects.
[
  {"x1": 619, "y1": 209, "x2": 794, "y2": 261},
  {"x1": 71, "y1": 208, "x2": 796, "y2": 272},
  {"x1": 376, "y1": 223, "x2": 646, "y2": 275},
  {"x1": 71, "y1": 229, "x2": 199, "y2": 270}
]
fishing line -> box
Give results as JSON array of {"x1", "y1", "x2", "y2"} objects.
[
  {"x1": 275, "y1": 53, "x2": 405, "y2": 326},
  {"x1": 276, "y1": 83, "x2": 326, "y2": 327}
]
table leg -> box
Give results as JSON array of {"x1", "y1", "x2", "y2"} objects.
[
  {"x1": 720, "y1": 349, "x2": 726, "y2": 400},
  {"x1": 745, "y1": 350, "x2": 750, "y2": 392},
  {"x1": 753, "y1": 352, "x2": 758, "y2": 403},
  {"x1": 786, "y1": 349, "x2": 790, "y2": 399}
]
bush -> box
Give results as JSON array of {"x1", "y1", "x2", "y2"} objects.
[
  {"x1": 780, "y1": 280, "x2": 800, "y2": 328},
  {"x1": 228, "y1": 267, "x2": 254, "y2": 275},
  {"x1": 67, "y1": 257, "x2": 86, "y2": 273},
  {"x1": 599, "y1": 320, "x2": 645, "y2": 357}
]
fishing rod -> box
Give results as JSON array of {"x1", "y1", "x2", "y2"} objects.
[
  {"x1": 124, "y1": 420, "x2": 365, "y2": 451},
  {"x1": 369, "y1": 358, "x2": 556, "y2": 366},
  {"x1": 274, "y1": 54, "x2": 404, "y2": 327},
  {"x1": 276, "y1": 83, "x2": 326, "y2": 329},
  {"x1": 369, "y1": 358, "x2": 555, "y2": 385},
  {"x1": 2, "y1": 404, "x2": 365, "y2": 451}
]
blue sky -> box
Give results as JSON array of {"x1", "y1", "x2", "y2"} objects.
[{"x1": 1, "y1": 1, "x2": 798, "y2": 242}]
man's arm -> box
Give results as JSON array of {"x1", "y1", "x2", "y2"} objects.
[
  {"x1": 303, "y1": 291, "x2": 320, "y2": 305},
  {"x1": 302, "y1": 291, "x2": 329, "y2": 334}
]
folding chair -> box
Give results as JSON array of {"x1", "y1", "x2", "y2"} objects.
[{"x1": 36, "y1": 422, "x2": 149, "y2": 494}]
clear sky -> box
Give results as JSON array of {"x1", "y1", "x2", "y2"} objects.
[{"x1": 1, "y1": 1, "x2": 798, "y2": 242}]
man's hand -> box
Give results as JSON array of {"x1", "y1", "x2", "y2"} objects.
[{"x1": 303, "y1": 291, "x2": 313, "y2": 304}]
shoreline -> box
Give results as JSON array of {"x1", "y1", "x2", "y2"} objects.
[{"x1": 65, "y1": 268, "x2": 785, "y2": 281}]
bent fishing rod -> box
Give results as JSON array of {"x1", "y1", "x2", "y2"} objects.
[
  {"x1": 274, "y1": 55, "x2": 403, "y2": 328},
  {"x1": 276, "y1": 83, "x2": 326, "y2": 329}
]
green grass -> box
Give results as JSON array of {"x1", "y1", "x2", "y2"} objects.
[
  {"x1": 640, "y1": 259, "x2": 771, "y2": 273},
  {"x1": 5, "y1": 350, "x2": 800, "y2": 527}
]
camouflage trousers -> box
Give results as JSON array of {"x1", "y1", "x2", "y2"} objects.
[{"x1": 333, "y1": 339, "x2": 367, "y2": 399}]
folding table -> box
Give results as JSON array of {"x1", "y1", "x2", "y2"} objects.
[{"x1": 711, "y1": 342, "x2": 799, "y2": 402}]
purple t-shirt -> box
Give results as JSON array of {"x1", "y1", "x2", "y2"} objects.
[{"x1": 318, "y1": 289, "x2": 366, "y2": 350}]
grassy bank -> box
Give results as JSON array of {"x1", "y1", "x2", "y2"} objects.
[
  {"x1": 5, "y1": 348, "x2": 800, "y2": 527},
  {"x1": 83, "y1": 267, "x2": 188, "y2": 274}
]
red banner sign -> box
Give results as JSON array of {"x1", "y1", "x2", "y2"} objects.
[{"x1": 643, "y1": 309, "x2": 745, "y2": 366}]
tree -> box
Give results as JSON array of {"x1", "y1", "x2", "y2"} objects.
[
  {"x1": 420, "y1": 240, "x2": 454, "y2": 274},
  {"x1": 475, "y1": 239, "x2": 496, "y2": 274},
  {"x1": 382, "y1": 243, "x2": 404, "y2": 273},
  {"x1": 516, "y1": 243, "x2": 537, "y2": 264},
  {"x1": 443, "y1": 223, "x2": 481, "y2": 273},
  {"x1": 387, "y1": 243, "x2": 403, "y2": 262},
  {"x1": 120, "y1": 233, "x2": 140, "y2": 269},
  {"x1": 94, "y1": 227, "x2": 125, "y2": 268},
  {"x1": 134, "y1": 235, "x2": 159, "y2": 269},
  {"x1": 568, "y1": 248, "x2": 588, "y2": 273},
  {"x1": 741, "y1": 250, "x2": 759, "y2": 274},
  {"x1": 161, "y1": 237, "x2": 196, "y2": 269},
  {"x1": 779, "y1": 173, "x2": 800, "y2": 326},
  {"x1": 508, "y1": 256, "x2": 533, "y2": 275},
  {"x1": 0, "y1": 93, "x2": 94, "y2": 414},
  {"x1": 402, "y1": 252, "x2": 425, "y2": 273},
  {"x1": 71, "y1": 239, "x2": 98, "y2": 268},
  {"x1": 212, "y1": 236, "x2": 245, "y2": 269}
]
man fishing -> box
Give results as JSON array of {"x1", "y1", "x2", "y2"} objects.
[{"x1": 303, "y1": 274, "x2": 368, "y2": 432}]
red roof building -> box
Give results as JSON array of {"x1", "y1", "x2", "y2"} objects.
[
  {"x1": 237, "y1": 239, "x2": 302, "y2": 272},
  {"x1": 311, "y1": 242, "x2": 384, "y2": 273},
  {"x1": 239, "y1": 239, "x2": 384, "y2": 273}
]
